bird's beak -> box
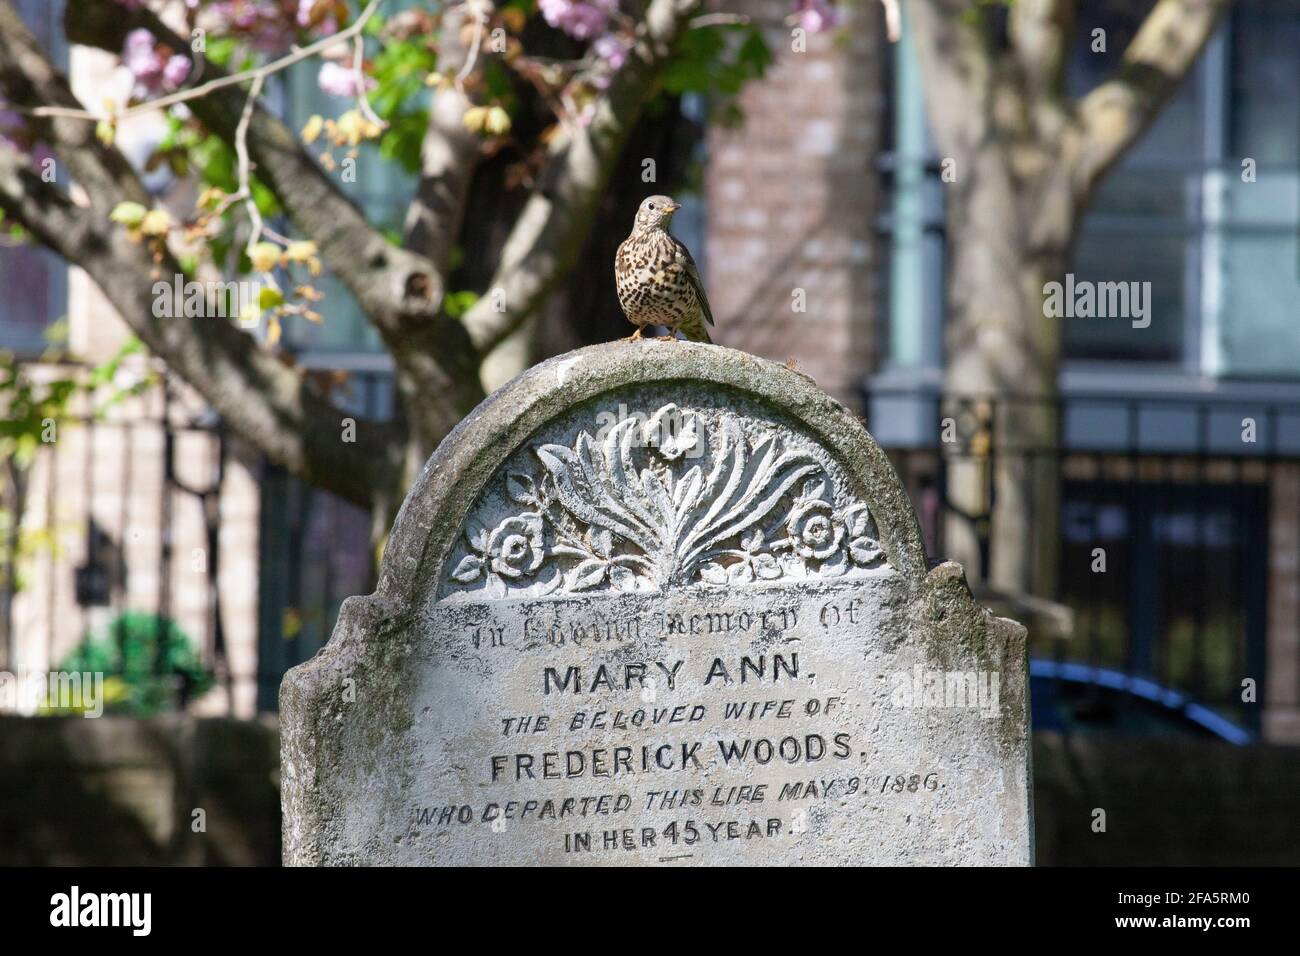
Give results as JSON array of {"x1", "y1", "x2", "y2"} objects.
[{"x1": 665, "y1": 201, "x2": 681, "y2": 212}]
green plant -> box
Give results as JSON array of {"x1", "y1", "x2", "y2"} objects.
[{"x1": 54, "y1": 612, "x2": 213, "y2": 716}]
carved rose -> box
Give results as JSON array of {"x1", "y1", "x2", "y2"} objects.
[
  {"x1": 450, "y1": 513, "x2": 547, "y2": 594},
  {"x1": 486, "y1": 515, "x2": 545, "y2": 578},
  {"x1": 785, "y1": 497, "x2": 844, "y2": 560}
]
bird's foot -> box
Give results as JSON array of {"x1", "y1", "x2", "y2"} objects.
[{"x1": 626, "y1": 327, "x2": 644, "y2": 341}]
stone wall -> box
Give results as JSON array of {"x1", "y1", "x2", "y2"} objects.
[
  {"x1": 2, "y1": 717, "x2": 1294, "y2": 865},
  {"x1": 1033, "y1": 732, "x2": 1300, "y2": 866},
  {"x1": 0, "y1": 715, "x2": 279, "y2": 865}
]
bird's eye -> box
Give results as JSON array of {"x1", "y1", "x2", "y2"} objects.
[{"x1": 648, "y1": 203, "x2": 656, "y2": 209}]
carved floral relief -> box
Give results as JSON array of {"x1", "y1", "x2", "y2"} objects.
[{"x1": 444, "y1": 403, "x2": 885, "y2": 599}]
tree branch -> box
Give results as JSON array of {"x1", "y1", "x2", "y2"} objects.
[
  {"x1": 402, "y1": 5, "x2": 481, "y2": 278},
  {"x1": 905, "y1": 0, "x2": 996, "y2": 162},
  {"x1": 63, "y1": 0, "x2": 486, "y2": 460},
  {"x1": 0, "y1": 148, "x2": 400, "y2": 510},
  {"x1": 36, "y1": 0, "x2": 383, "y2": 122},
  {"x1": 68, "y1": 0, "x2": 449, "y2": 337},
  {"x1": 462, "y1": 0, "x2": 704, "y2": 357},
  {"x1": 1070, "y1": 0, "x2": 1227, "y2": 199},
  {"x1": 0, "y1": 2, "x2": 399, "y2": 510},
  {"x1": 1008, "y1": 0, "x2": 1073, "y2": 107}
]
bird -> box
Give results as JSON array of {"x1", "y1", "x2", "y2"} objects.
[{"x1": 615, "y1": 195, "x2": 714, "y2": 343}]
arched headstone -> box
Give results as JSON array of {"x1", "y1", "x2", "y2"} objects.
[{"x1": 281, "y1": 342, "x2": 1031, "y2": 865}]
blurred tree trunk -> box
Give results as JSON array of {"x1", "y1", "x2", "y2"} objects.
[
  {"x1": 941, "y1": 151, "x2": 1070, "y2": 596},
  {"x1": 908, "y1": 0, "x2": 1226, "y2": 598}
]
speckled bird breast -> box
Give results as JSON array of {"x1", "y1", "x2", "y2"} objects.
[{"x1": 615, "y1": 229, "x2": 700, "y2": 328}]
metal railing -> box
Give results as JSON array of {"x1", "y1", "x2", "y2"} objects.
[{"x1": 862, "y1": 385, "x2": 1297, "y2": 734}]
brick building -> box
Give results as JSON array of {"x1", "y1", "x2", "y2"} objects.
[{"x1": 705, "y1": 0, "x2": 882, "y2": 409}]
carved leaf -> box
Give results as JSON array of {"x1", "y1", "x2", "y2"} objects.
[
  {"x1": 589, "y1": 528, "x2": 614, "y2": 559},
  {"x1": 753, "y1": 553, "x2": 781, "y2": 580},
  {"x1": 640, "y1": 468, "x2": 675, "y2": 535},
  {"x1": 779, "y1": 552, "x2": 807, "y2": 578},
  {"x1": 505, "y1": 472, "x2": 536, "y2": 505},
  {"x1": 568, "y1": 559, "x2": 608, "y2": 591},
  {"x1": 674, "y1": 465, "x2": 703, "y2": 512},
  {"x1": 727, "y1": 562, "x2": 754, "y2": 584},
  {"x1": 466, "y1": 516, "x2": 491, "y2": 553},
  {"x1": 610, "y1": 565, "x2": 639, "y2": 593},
  {"x1": 451, "y1": 554, "x2": 482, "y2": 583},
  {"x1": 678, "y1": 430, "x2": 820, "y2": 573},
  {"x1": 446, "y1": 402, "x2": 884, "y2": 599},
  {"x1": 699, "y1": 562, "x2": 727, "y2": 585},
  {"x1": 536, "y1": 442, "x2": 653, "y2": 553},
  {"x1": 802, "y1": 477, "x2": 827, "y2": 502},
  {"x1": 821, "y1": 550, "x2": 848, "y2": 578},
  {"x1": 535, "y1": 565, "x2": 562, "y2": 596}
]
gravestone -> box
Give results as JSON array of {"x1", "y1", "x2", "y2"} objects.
[{"x1": 281, "y1": 341, "x2": 1031, "y2": 865}]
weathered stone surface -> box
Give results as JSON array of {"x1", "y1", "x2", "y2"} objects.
[{"x1": 281, "y1": 341, "x2": 1031, "y2": 865}]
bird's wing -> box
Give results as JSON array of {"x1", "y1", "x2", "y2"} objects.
[{"x1": 674, "y1": 236, "x2": 714, "y2": 327}]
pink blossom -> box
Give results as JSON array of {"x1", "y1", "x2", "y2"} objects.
[
  {"x1": 593, "y1": 33, "x2": 628, "y2": 71},
  {"x1": 162, "y1": 54, "x2": 193, "y2": 89},
  {"x1": 204, "y1": 1, "x2": 298, "y2": 53},
  {"x1": 121, "y1": 29, "x2": 191, "y2": 97},
  {"x1": 297, "y1": 0, "x2": 339, "y2": 35},
  {"x1": 122, "y1": 29, "x2": 162, "y2": 85},
  {"x1": 793, "y1": 0, "x2": 839, "y2": 34},
  {"x1": 539, "y1": 0, "x2": 616, "y2": 41},
  {"x1": 317, "y1": 61, "x2": 374, "y2": 98}
]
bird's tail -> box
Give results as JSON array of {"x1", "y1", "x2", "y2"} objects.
[{"x1": 681, "y1": 321, "x2": 712, "y2": 344}]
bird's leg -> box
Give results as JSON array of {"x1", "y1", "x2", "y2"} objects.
[{"x1": 627, "y1": 326, "x2": 644, "y2": 341}]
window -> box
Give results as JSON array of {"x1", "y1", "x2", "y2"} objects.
[
  {"x1": 1065, "y1": 0, "x2": 1300, "y2": 377},
  {"x1": 1066, "y1": 0, "x2": 1201, "y2": 364},
  {"x1": 1214, "y1": 3, "x2": 1300, "y2": 377}
]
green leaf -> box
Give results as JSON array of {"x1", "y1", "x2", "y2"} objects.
[
  {"x1": 443, "y1": 290, "x2": 479, "y2": 319},
  {"x1": 109, "y1": 201, "x2": 148, "y2": 228},
  {"x1": 661, "y1": 24, "x2": 772, "y2": 99},
  {"x1": 258, "y1": 285, "x2": 285, "y2": 310},
  {"x1": 204, "y1": 36, "x2": 237, "y2": 67}
]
